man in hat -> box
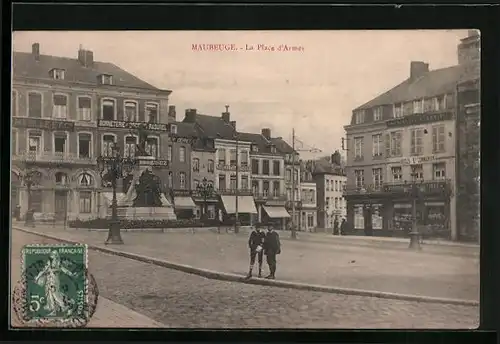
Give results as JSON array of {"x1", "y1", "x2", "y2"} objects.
[
  {"x1": 263, "y1": 224, "x2": 281, "y2": 279},
  {"x1": 245, "y1": 223, "x2": 266, "y2": 279}
]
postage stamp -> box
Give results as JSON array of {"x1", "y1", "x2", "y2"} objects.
[{"x1": 12, "y1": 243, "x2": 99, "y2": 327}]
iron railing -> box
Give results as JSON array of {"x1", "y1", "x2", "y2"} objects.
[{"x1": 14, "y1": 152, "x2": 96, "y2": 164}]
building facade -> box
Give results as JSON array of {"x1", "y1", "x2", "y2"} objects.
[
  {"x1": 343, "y1": 30, "x2": 480, "y2": 241},
  {"x1": 11, "y1": 43, "x2": 171, "y2": 221},
  {"x1": 300, "y1": 180, "x2": 317, "y2": 232}
]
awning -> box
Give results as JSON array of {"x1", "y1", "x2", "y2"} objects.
[
  {"x1": 174, "y1": 196, "x2": 196, "y2": 209},
  {"x1": 263, "y1": 206, "x2": 290, "y2": 218},
  {"x1": 425, "y1": 201, "x2": 445, "y2": 206},
  {"x1": 221, "y1": 195, "x2": 257, "y2": 214},
  {"x1": 394, "y1": 203, "x2": 412, "y2": 209}
]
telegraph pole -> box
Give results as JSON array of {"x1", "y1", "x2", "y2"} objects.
[{"x1": 291, "y1": 128, "x2": 297, "y2": 239}]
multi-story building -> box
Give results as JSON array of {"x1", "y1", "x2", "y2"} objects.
[
  {"x1": 182, "y1": 108, "x2": 257, "y2": 224},
  {"x1": 299, "y1": 175, "x2": 317, "y2": 232},
  {"x1": 343, "y1": 30, "x2": 480, "y2": 240},
  {"x1": 11, "y1": 43, "x2": 172, "y2": 221},
  {"x1": 313, "y1": 152, "x2": 347, "y2": 230},
  {"x1": 238, "y1": 128, "x2": 289, "y2": 228}
]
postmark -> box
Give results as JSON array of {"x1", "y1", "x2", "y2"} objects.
[{"x1": 12, "y1": 244, "x2": 99, "y2": 328}]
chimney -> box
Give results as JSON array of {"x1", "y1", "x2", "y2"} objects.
[
  {"x1": 410, "y1": 61, "x2": 429, "y2": 79},
  {"x1": 261, "y1": 128, "x2": 271, "y2": 140},
  {"x1": 230, "y1": 121, "x2": 236, "y2": 129},
  {"x1": 184, "y1": 108, "x2": 197, "y2": 123},
  {"x1": 78, "y1": 46, "x2": 94, "y2": 67},
  {"x1": 331, "y1": 150, "x2": 341, "y2": 166},
  {"x1": 32, "y1": 43, "x2": 40, "y2": 61},
  {"x1": 168, "y1": 105, "x2": 176, "y2": 121},
  {"x1": 221, "y1": 104, "x2": 230, "y2": 123}
]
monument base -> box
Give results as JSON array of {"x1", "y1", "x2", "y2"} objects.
[{"x1": 109, "y1": 206, "x2": 177, "y2": 221}]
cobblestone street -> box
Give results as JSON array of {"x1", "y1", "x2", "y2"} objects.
[
  {"x1": 19, "y1": 225, "x2": 480, "y2": 301},
  {"x1": 11, "y1": 230, "x2": 479, "y2": 328}
]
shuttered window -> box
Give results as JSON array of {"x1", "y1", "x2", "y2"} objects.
[{"x1": 28, "y1": 93, "x2": 42, "y2": 118}]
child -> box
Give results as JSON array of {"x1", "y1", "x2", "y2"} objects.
[{"x1": 245, "y1": 223, "x2": 266, "y2": 279}]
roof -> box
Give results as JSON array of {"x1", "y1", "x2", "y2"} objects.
[
  {"x1": 171, "y1": 122, "x2": 198, "y2": 138},
  {"x1": 354, "y1": 61, "x2": 479, "y2": 111},
  {"x1": 237, "y1": 132, "x2": 281, "y2": 155},
  {"x1": 270, "y1": 137, "x2": 294, "y2": 154},
  {"x1": 188, "y1": 114, "x2": 237, "y2": 140},
  {"x1": 12, "y1": 51, "x2": 169, "y2": 92}
]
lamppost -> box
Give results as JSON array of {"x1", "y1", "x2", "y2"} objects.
[
  {"x1": 196, "y1": 177, "x2": 214, "y2": 222},
  {"x1": 21, "y1": 169, "x2": 42, "y2": 227},
  {"x1": 408, "y1": 166, "x2": 422, "y2": 250},
  {"x1": 97, "y1": 144, "x2": 137, "y2": 245}
]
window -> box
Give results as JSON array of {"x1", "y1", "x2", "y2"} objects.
[
  {"x1": 78, "y1": 173, "x2": 93, "y2": 187},
  {"x1": 167, "y1": 145, "x2": 172, "y2": 161},
  {"x1": 240, "y1": 150, "x2": 248, "y2": 167},
  {"x1": 326, "y1": 197, "x2": 330, "y2": 208},
  {"x1": 170, "y1": 124, "x2": 177, "y2": 134},
  {"x1": 286, "y1": 169, "x2": 291, "y2": 182},
  {"x1": 354, "y1": 137, "x2": 364, "y2": 159},
  {"x1": 354, "y1": 170, "x2": 364, "y2": 188},
  {"x1": 28, "y1": 92, "x2": 42, "y2": 118},
  {"x1": 272, "y1": 181, "x2": 280, "y2": 196},
  {"x1": 230, "y1": 175, "x2": 237, "y2": 190},
  {"x1": 354, "y1": 110, "x2": 365, "y2": 124},
  {"x1": 385, "y1": 131, "x2": 402, "y2": 157},
  {"x1": 207, "y1": 159, "x2": 214, "y2": 173},
  {"x1": 218, "y1": 175, "x2": 226, "y2": 190},
  {"x1": 179, "y1": 146, "x2": 186, "y2": 162},
  {"x1": 411, "y1": 164, "x2": 424, "y2": 180},
  {"x1": 293, "y1": 169, "x2": 298, "y2": 183},
  {"x1": 263, "y1": 181, "x2": 270, "y2": 196},
  {"x1": 393, "y1": 103, "x2": 403, "y2": 118},
  {"x1": 101, "y1": 99, "x2": 115, "y2": 120},
  {"x1": 124, "y1": 136, "x2": 137, "y2": 158},
  {"x1": 102, "y1": 135, "x2": 115, "y2": 157},
  {"x1": 252, "y1": 145, "x2": 259, "y2": 152},
  {"x1": 54, "y1": 133, "x2": 67, "y2": 155},
  {"x1": 326, "y1": 180, "x2": 330, "y2": 191},
  {"x1": 124, "y1": 101, "x2": 138, "y2": 122},
  {"x1": 146, "y1": 103, "x2": 159, "y2": 123},
  {"x1": 273, "y1": 160, "x2": 280, "y2": 176},
  {"x1": 335, "y1": 180, "x2": 338, "y2": 191},
  {"x1": 78, "y1": 133, "x2": 92, "y2": 158},
  {"x1": 252, "y1": 180, "x2": 259, "y2": 194},
  {"x1": 168, "y1": 172, "x2": 173, "y2": 188},
  {"x1": 51, "y1": 69, "x2": 65, "y2": 80},
  {"x1": 308, "y1": 214, "x2": 314, "y2": 228},
  {"x1": 372, "y1": 168, "x2": 383, "y2": 188},
  {"x1": 372, "y1": 134, "x2": 382, "y2": 157},
  {"x1": 12, "y1": 130, "x2": 18, "y2": 155},
  {"x1": 391, "y1": 166, "x2": 402, "y2": 182},
  {"x1": 241, "y1": 176, "x2": 249, "y2": 190},
  {"x1": 403, "y1": 102, "x2": 413, "y2": 116},
  {"x1": 413, "y1": 99, "x2": 424, "y2": 114},
  {"x1": 432, "y1": 125, "x2": 446, "y2": 153},
  {"x1": 252, "y1": 159, "x2": 259, "y2": 174},
  {"x1": 55, "y1": 172, "x2": 68, "y2": 185},
  {"x1": 179, "y1": 172, "x2": 186, "y2": 189},
  {"x1": 433, "y1": 95, "x2": 446, "y2": 111},
  {"x1": 433, "y1": 163, "x2": 446, "y2": 180},
  {"x1": 193, "y1": 158, "x2": 200, "y2": 172},
  {"x1": 373, "y1": 107, "x2": 383, "y2": 121},
  {"x1": 262, "y1": 160, "x2": 270, "y2": 175},
  {"x1": 424, "y1": 98, "x2": 434, "y2": 113},
  {"x1": 410, "y1": 128, "x2": 424, "y2": 156},
  {"x1": 77, "y1": 97, "x2": 92, "y2": 121},
  {"x1": 286, "y1": 188, "x2": 291, "y2": 200},
  {"x1": 334, "y1": 197, "x2": 339, "y2": 209},
  {"x1": 100, "y1": 74, "x2": 113, "y2": 85},
  {"x1": 52, "y1": 94, "x2": 68, "y2": 118},
  {"x1": 28, "y1": 132, "x2": 42, "y2": 154},
  {"x1": 146, "y1": 137, "x2": 158, "y2": 158},
  {"x1": 218, "y1": 149, "x2": 226, "y2": 165},
  {"x1": 79, "y1": 191, "x2": 92, "y2": 214},
  {"x1": 271, "y1": 146, "x2": 276, "y2": 153},
  {"x1": 207, "y1": 205, "x2": 216, "y2": 219},
  {"x1": 230, "y1": 149, "x2": 237, "y2": 165},
  {"x1": 12, "y1": 90, "x2": 18, "y2": 117}
]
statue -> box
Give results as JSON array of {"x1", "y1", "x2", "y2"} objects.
[
  {"x1": 135, "y1": 123, "x2": 150, "y2": 157},
  {"x1": 132, "y1": 169, "x2": 163, "y2": 207}
]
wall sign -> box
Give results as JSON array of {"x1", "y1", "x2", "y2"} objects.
[
  {"x1": 12, "y1": 117, "x2": 75, "y2": 131},
  {"x1": 386, "y1": 111, "x2": 453, "y2": 128},
  {"x1": 400, "y1": 155, "x2": 437, "y2": 165},
  {"x1": 98, "y1": 120, "x2": 168, "y2": 132},
  {"x1": 168, "y1": 136, "x2": 195, "y2": 144}
]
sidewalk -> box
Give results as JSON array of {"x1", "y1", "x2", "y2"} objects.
[
  {"x1": 12, "y1": 224, "x2": 480, "y2": 301},
  {"x1": 10, "y1": 228, "x2": 164, "y2": 328}
]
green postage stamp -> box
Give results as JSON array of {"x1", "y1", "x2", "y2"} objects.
[{"x1": 13, "y1": 243, "x2": 98, "y2": 327}]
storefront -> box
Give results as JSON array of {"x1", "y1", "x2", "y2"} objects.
[
  {"x1": 262, "y1": 205, "x2": 290, "y2": 229},
  {"x1": 220, "y1": 195, "x2": 258, "y2": 225}
]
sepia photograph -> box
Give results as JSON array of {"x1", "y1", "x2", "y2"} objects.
[{"x1": 10, "y1": 29, "x2": 480, "y2": 329}]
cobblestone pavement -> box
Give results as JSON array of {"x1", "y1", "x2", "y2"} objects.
[
  {"x1": 11, "y1": 230, "x2": 479, "y2": 329},
  {"x1": 10, "y1": 231, "x2": 163, "y2": 328},
  {"x1": 20, "y1": 225, "x2": 480, "y2": 301}
]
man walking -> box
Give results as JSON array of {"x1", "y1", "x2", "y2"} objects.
[
  {"x1": 245, "y1": 223, "x2": 266, "y2": 279},
  {"x1": 340, "y1": 218, "x2": 347, "y2": 235},
  {"x1": 263, "y1": 224, "x2": 281, "y2": 279},
  {"x1": 333, "y1": 216, "x2": 339, "y2": 235}
]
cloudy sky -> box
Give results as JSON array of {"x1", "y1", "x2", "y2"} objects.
[{"x1": 13, "y1": 30, "x2": 467, "y2": 159}]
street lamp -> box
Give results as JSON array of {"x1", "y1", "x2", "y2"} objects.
[
  {"x1": 21, "y1": 169, "x2": 42, "y2": 227},
  {"x1": 196, "y1": 177, "x2": 214, "y2": 222},
  {"x1": 408, "y1": 166, "x2": 422, "y2": 250},
  {"x1": 97, "y1": 144, "x2": 137, "y2": 245}
]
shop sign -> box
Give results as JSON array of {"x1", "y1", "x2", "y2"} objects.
[
  {"x1": 400, "y1": 155, "x2": 437, "y2": 165},
  {"x1": 386, "y1": 112, "x2": 453, "y2": 128},
  {"x1": 12, "y1": 117, "x2": 75, "y2": 131},
  {"x1": 139, "y1": 159, "x2": 170, "y2": 167},
  {"x1": 98, "y1": 120, "x2": 168, "y2": 131}
]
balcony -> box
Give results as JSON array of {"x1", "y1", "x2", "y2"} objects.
[
  {"x1": 13, "y1": 151, "x2": 96, "y2": 165},
  {"x1": 218, "y1": 188, "x2": 253, "y2": 196},
  {"x1": 253, "y1": 192, "x2": 287, "y2": 202},
  {"x1": 344, "y1": 180, "x2": 452, "y2": 198},
  {"x1": 216, "y1": 162, "x2": 250, "y2": 172}
]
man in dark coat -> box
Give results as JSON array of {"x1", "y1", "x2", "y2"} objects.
[
  {"x1": 245, "y1": 223, "x2": 266, "y2": 279},
  {"x1": 263, "y1": 224, "x2": 281, "y2": 279},
  {"x1": 340, "y1": 218, "x2": 347, "y2": 235},
  {"x1": 333, "y1": 216, "x2": 339, "y2": 235}
]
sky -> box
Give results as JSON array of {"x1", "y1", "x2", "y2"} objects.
[{"x1": 12, "y1": 30, "x2": 467, "y2": 159}]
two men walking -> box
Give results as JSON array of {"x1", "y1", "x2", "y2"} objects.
[{"x1": 246, "y1": 223, "x2": 281, "y2": 280}]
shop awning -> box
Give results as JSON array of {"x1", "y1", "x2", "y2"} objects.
[
  {"x1": 174, "y1": 196, "x2": 197, "y2": 209},
  {"x1": 394, "y1": 203, "x2": 412, "y2": 209},
  {"x1": 263, "y1": 206, "x2": 290, "y2": 218},
  {"x1": 221, "y1": 195, "x2": 257, "y2": 214}
]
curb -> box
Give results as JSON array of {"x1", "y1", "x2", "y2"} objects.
[{"x1": 13, "y1": 227, "x2": 479, "y2": 307}]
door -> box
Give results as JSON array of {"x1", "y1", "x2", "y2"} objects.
[{"x1": 54, "y1": 190, "x2": 68, "y2": 220}]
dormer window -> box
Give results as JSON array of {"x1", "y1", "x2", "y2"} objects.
[
  {"x1": 170, "y1": 124, "x2": 177, "y2": 134},
  {"x1": 50, "y1": 69, "x2": 65, "y2": 80},
  {"x1": 252, "y1": 145, "x2": 259, "y2": 152},
  {"x1": 99, "y1": 74, "x2": 113, "y2": 85},
  {"x1": 270, "y1": 145, "x2": 276, "y2": 153}
]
